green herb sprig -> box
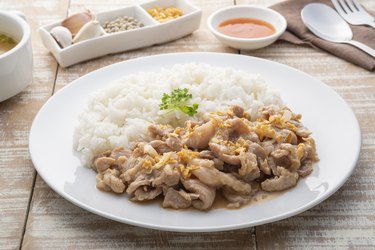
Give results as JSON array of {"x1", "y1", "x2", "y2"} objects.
[{"x1": 159, "y1": 88, "x2": 199, "y2": 117}]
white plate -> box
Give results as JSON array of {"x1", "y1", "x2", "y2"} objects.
[{"x1": 29, "y1": 52, "x2": 361, "y2": 232}]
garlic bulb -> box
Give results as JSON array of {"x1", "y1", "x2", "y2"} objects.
[
  {"x1": 72, "y1": 20, "x2": 106, "y2": 44},
  {"x1": 62, "y1": 10, "x2": 94, "y2": 36},
  {"x1": 50, "y1": 26, "x2": 72, "y2": 48}
]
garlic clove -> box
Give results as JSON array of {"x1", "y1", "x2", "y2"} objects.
[
  {"x1": 72, "y1": 20, "x2": 106, "y2": 44},
  {"x1": 50, "y1": 26, "x2": 72, "y2": 48},
  {"x1": 61, "y1": 10, "x2": 94, "y2": 36}
]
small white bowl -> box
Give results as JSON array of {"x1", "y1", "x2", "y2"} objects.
[{"x1": 207, "y1": 5, "x2": 287, "y2": 50}]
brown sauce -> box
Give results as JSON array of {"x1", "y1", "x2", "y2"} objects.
[
  {"x1": 218, "y1": 18, "x2": 275, "y2": 39},
  {"x1": 211, "y1": 190, "x2": 284, "y2": 210},
  {"x1": 249, "y1": 190, "x2": 283, "y2": 205},
  {"x1": 211, "y1": 192, "x2": 230, "y2": 209},
  {"x1": 134, "y1": 190, "x2": 284, "y2": 210}
]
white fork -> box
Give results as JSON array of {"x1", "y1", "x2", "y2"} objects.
[{"x1": 331, "y1": 0, "x2": 375, "y2": 28}]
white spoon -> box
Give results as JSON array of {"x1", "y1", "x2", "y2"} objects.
[{"x1": 301, "y1": 3, "x2": 375, "y2": 58}]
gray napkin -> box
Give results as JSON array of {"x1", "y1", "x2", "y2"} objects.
[{"x1": 270, "y1": 0, "x2": 375, "y2": 71}]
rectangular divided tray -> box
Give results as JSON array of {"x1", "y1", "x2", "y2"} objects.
[{"x1": 39, "y1": 0, "x2": 201, "y2": 67}]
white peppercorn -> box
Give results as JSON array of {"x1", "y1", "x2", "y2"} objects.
[{"x1": 102, "y1": 16, "x2": 145, "y2": 33}]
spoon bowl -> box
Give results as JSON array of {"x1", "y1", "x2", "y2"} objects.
[
  {"x1": 301, "y1": 3, "x2": 375, "y2": 58},
  {"x1": 301, "y1": 3, "x2": 353, "y2": 42}
]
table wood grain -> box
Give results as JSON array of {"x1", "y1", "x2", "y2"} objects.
[{"x1": 0, "y1": 0, "x2": 374, "y2": 249}]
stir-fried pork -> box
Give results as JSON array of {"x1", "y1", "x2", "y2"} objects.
[
  {"x1": 92, "y1": 105, "x2": 319, "y2": 210},
  {"x1": 132, "y1": 186, "x2": 163, "y2": 201},
  {"x1": 163, "y1": 188, "x2": 199, "y2": 209},
  {"x1": 96, "y1": 169, "x2": 126, "y2": 194},
  {"x1": 261, "y1": 167, "x2": 299, "y2": 192},
  {"x1": 181, "y1": 178, "x2": 216, "y2": 210},
  {"x1": 184, "y1": 119, "x2": 218, "y2": 149},
  {"x1": 222, "y1": 186, "x2": 256, "y2": 208}
]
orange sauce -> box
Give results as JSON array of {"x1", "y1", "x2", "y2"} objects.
[{"x1": 218, "y1": 18, "x2": 275, "y2": 39}]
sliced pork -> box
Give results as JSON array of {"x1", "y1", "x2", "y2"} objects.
[
  {"x1": 182, "y1": 179, "x2": 216, "y2": 210},
  {"x1": 163, "y1": 188, "x2": 198, "y2": 209},
  {"x1": 184, "y1": 119, "x2": 217, "y2": 149},
  {"x1": 261, "y1": 167, "x2": 299, "y2": 192},
  {"x1": 92, "y1": 105, "x2": 318, "y2": 210}
]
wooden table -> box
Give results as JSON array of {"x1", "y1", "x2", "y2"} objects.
[{"x1": 1, "y1": 0, "x2": 374, "y2": 249}]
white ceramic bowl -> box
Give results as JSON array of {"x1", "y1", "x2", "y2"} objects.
[
  {"x1": 0, "y1": 11, "x2": 33, "y2": 102},
  {"x1": 207, "y1": 6, "x2": 287, "y2": 50}
]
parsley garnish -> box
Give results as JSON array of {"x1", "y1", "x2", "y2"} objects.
[{"x1": 159, "y1": 88, "x2": 199, "y2": 117}]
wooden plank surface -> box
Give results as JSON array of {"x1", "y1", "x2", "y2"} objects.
[
  {"x1": 235, "y1": 0, "x2": 375, "y2": 248},
  {"x1": 20, "y1": 0, "x2": 256, "y2": 249},
  {"x1": 245, "y1": 43, "x2": 375, "y2": 249},
  {"x1": 0, "y1": 0, "x2": 374, "y2": 249},
  {"x1": 0, "y1": 1, "x2": 69, "y2": 249}
]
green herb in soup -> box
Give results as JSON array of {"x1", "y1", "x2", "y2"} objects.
[{"x1": 0, "y1": 34, "x2": 17, "y2": 55}]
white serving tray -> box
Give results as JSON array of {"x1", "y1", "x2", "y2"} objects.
[{"x1": 39, "y1": 0, "x2": 201, "y2": 67}]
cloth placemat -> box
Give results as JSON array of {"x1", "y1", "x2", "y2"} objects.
[{"x1": 270, "y1": 0, "x2": 375, "y2": 71}]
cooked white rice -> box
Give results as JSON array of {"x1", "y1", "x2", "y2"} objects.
[{"x1": 73, "y1": 63, "x2": 283, "y2": 167}]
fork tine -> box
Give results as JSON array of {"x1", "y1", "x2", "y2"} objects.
[
  {"x1": 351, "y1": 0, "x2": 366, "y2": 13},
  {"x1": 338, "y1": 0, "x2": 352, "y2": 14},
  {"x1": 345, "y1": 0, "x2": 357, "y2": 13},
  {"x1": 332, "y1": 0, "x2": 375, "y2": 26},
  {"x1": 331, "y1": 0, "x2": 348, "y2": 16}
]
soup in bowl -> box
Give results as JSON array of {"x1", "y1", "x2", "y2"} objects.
[{"x1": 0, "y1": 33, "x2": 17, "y2": 55}]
